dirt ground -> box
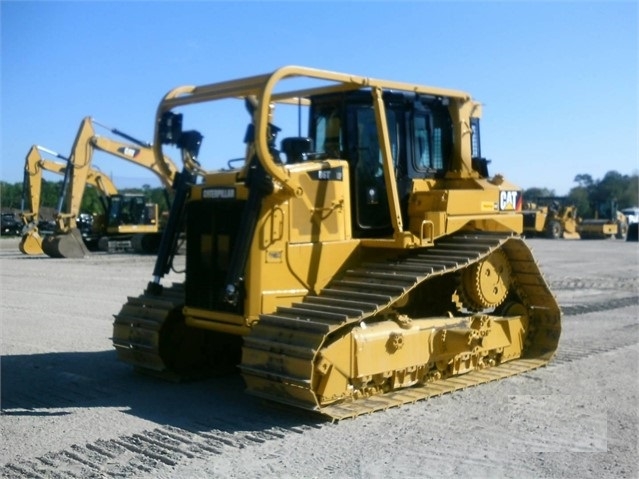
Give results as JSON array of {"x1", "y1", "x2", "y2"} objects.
[{"x1": 1, "y1": 236, "x2": 637, "y2": 478}]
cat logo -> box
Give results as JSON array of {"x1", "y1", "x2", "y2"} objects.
[
  {"x1": 117, "y1": 146, "x2": 140, "y2": 158},
  {"x1": 499, "y1": 190, "x2": 521, "y2": 211},
  {"x1": 203, "y1": 187, "x2": 236, "y2": 199}
]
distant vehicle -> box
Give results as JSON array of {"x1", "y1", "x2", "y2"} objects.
[
  {"x1": 1, "y1": 213, "x2": 22, "y2": 236},
  {"x1": 621, "y1": 207, "x2": 639, "y2": 225},
  {"x1": 578, "y1": 199, "x2": 628, "y2": 240},
  {"x1": 522, "y1": 196, "x2": 579, "y2": 239}
]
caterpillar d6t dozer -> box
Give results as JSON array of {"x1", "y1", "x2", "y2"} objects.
[{"x1": 113, "y1": 66, "x2": 561, "y2": 420}]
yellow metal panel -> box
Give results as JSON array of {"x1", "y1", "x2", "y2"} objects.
[
  {"x1": 284, "y1": 240, "x2": 359, "y2": 294},
  {"x1": 351, "y1": 321, "x2": 432, "y2": 378},
  {"x1": 260, "y1": 290, "x2": 308, "y2": 316},
  {"x1": 183, "y1": 306, "x2": 248, "y2": 329},
  {"x1": 288, "y1": 160, "x2": 351, "y2": 243}
]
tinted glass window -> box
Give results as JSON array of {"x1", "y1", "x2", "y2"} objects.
[
  {"x1": 411, "y1": 99, "x2": 453, "y2": 176},
  {"x1": 312, "y1": 106, "x2": 342, "y2": 157}
]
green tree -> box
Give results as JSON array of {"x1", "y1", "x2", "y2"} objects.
[
  {"x1": 567, "y1": 182, "x2": 592, "y2": 218},
  {"x1": 40, "y1": 180, "x2": 65, "y2": 209},
  {"x1": 1, "y1": 182, "x2": 22, "y2": 209},
  {"x1": 81, "y1": 186, "x2": 108, "y2": 214},
  {"x1": 523, "y1": 187, "x2": 555, "y2": 206},
  {"x1": 568, "y1": 170, "x2": 639, "y2": 219},
  {"x1": 573, "y1": 174, "x2": 594, "y2": 189}
]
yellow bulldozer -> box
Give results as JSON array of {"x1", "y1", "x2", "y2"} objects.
[
  {"x1": 113, "y1": 66, "x2": 561, "y2": 420},
  {"x1": 40, "y1": 117, "x2": 179, "y2": 258},
  {"x1": 522, "y1": 196, "x2": 579, "y2": 239}
]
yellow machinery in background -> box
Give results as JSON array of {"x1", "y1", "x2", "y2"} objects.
[
  {"x1": 578, "y1": 199, "x2": 628, "y2": 240},
  {"x1": 40, "y1": 117, "x2": 179, "y2": 258},
  {"x1": 522, "y1": 196, "x2": 579, "y2": 239},
  {"x1": 113, "y1": 66, "x2": 561, "y2": 420},
  {"x1": 19, "y1": 145, "x2": 118, "y2": 255}
]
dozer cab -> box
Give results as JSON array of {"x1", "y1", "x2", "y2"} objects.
[
  {"x1": 522, "y1": 196, "x2": 579, "y2": 239},
  {"x1": 113, "y1": 66, "x2": 561, "y2": 420},
  {"x1": 41, "y1": 117, "x2": 179, "y2": 258}
]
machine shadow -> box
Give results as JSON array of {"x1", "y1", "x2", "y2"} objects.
[{"x1": 0, "y1": 349, "x2": 326, "y2": 433}]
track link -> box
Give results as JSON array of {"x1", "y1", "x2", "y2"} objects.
[
  {"x1": 112, "y1": 283, "x2": 185, "y2": 376},
  {"x1": 240, "y1": 232, "x2": 561, "y2": 419},
  {"x1": 113, "y1": 282, "x2": 241, "y2": 379}
]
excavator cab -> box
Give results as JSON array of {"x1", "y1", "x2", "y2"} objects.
[{"x1": 106, "y1": 195, "x2": 155, "y2": 228}]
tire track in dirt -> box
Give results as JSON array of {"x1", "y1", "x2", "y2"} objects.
[
  {"x1": 2, "y1": 296, "x2": 636, "y2": 478},
  {"x1": 1, "y1": 368, "x2": 128, "y2": 414},
  {"x1": 0, "y1": 421, "x2": 325, "y2": 478},
  {"x1": 503, "y1": 393, "x2": 608, "y2": 453},
  {"x1": 553, "y1": 295, "x2": 638, "y2": 366},
  {"x1": 560, "y1": 296, "x2": 638, "y2": 317},
  {"x1": 550, "y1": 277, "x2": 638, "y2": 292}
]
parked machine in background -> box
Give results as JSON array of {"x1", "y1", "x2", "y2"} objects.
[
  {"x1": 522, "y1": 196, "x2": 579, "y2": 239},
  {"x1": 19, "y1": 145, "x2": 118, "y2": 254},
  {"x1": 1, "y1": 213, "x2": 22, "y2": 236},
  {"x1": 621, "y1": 206, "x2": 639, "y2": 242},
  {"x1": 113, "y1": 66, "x2": 561, "y2": 420},
  {"x1": 40, "y1": 117, "x2": 179, "y2": 258},
  {"x1": 578, "y1": 199, "x2": 628, "y2": 240}
]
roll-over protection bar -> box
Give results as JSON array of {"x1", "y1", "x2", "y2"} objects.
[{"x1": 153, "y1": 65, "x2": 477, "y2": 196}]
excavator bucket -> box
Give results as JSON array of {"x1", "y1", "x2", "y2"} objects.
[
  {"x1": 19, "y1": 230, "x2": 44, "y2": 255},
  {"x1": 41, "y1": 228, "x2": 90, "y2": 258}
]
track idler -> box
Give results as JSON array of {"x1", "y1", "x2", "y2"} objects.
[{"x1": 41, "y1": 227, "x2": 90, "y2": 258}]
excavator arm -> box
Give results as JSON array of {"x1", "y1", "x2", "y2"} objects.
[
  {"x1": 40, "y1": 117, "x2": 96, "y2": 257},
  {"x1": 90, "y1": 135, "x2": 178, "y2": 191},
  {"x1": 21, "y1": 146, "x2": 51, "y2": 227},
  {"x1": 54, "y1": 117, "x2": 96, "y2": 231},
  {"x1": 19, "y1": 145, "x2": 53, "y2": 254}
]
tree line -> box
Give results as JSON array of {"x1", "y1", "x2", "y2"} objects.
[{"x1": 1, "y1": 169, "x2": 637, "y2": 220}]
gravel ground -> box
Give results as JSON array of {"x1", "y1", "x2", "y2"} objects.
[{"x1": 1, "y1": 236, "x2": 637, "y2": 478}]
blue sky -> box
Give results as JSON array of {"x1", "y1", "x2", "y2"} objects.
[{"x1": 1, "y1": 1, "x2": 637, "y2": 195}]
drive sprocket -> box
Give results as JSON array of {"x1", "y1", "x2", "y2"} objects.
[{"x1": 455, "y1": 250, "x2": 511, "y2": 311}]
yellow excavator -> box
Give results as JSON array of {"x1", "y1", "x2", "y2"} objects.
[
  {"x1": 113, "y1": 66, "x2": 561, "y2": 420},
  {"x1": 19, "y1": 144, "x2": 159, "y2": 254},
  {"x1": 41, "y1": 117, "x2": 179, "y2": 258},
  {"x1": 19, "y1": 145, "x2": 118, "y2": 255}
]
